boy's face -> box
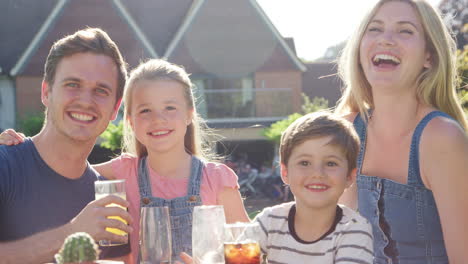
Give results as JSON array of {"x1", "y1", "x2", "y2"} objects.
[{"x1": 281, "y1": 136, "x2": 356, "y2": 210}]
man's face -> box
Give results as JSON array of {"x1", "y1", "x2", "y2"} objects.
[{"x1": 42, "y1": 52, "x2": 120, "y2": 144}]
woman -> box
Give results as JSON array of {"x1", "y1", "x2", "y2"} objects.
[{"x1": 336, "y1": 0, "x2": 468, "y2": 263}]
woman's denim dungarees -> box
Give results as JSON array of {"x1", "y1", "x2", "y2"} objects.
[
  {"x1": 137, "y1": 156, "x2": 203, "y2": 262},
  {"x1": 354, "y1": 111, "x2": 449, "y2": 264}
]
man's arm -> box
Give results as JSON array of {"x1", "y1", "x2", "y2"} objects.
[
  {"x1": 0, "y1": 223, "x2": 75, "y2": 264},
  {"x1": 0, "y1": 195, "x2": 133, "y2": 264}
]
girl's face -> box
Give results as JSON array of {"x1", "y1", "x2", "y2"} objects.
[
  {"x1": 129, "y1": 79, "x2": 193, "y2": 154},
  {"x1": 359, "y1": 1, "x2": 431, "y2": 93}
]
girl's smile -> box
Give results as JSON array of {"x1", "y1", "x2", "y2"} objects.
[{"x1": 129, "y1": 79, "x2": 192, "y2": 154}]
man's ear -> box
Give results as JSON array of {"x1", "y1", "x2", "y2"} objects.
[
  {"x1": 41, "y1": 81, "x2": 51, "y2": 107},
  {"x1": 111, "y1": 98, "x2": 122, "y2": 121},
  {"x1": 280, "y1": 163, "x2": 289, "y2": 185},
  {"x1": 346, "y1": 168, "x2": 357, "y2": 188}
]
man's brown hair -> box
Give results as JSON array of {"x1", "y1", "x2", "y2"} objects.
[
  {"x1": 43, "y1": 28, "x2": 127, "y2": 101},
  {"x1": 280, "y1": 112, "x2": 360, "y2": 172}
]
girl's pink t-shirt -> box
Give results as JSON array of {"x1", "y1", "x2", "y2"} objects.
[{"x1": 109, "y1": 153, "x2": 239, "y2": 264}]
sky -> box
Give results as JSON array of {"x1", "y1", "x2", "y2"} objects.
[{"x1": 256, "y1": 0, "x2": 443, "y2": 61}]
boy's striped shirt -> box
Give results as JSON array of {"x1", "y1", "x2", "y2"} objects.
[{"x1": 254, "y1": 202, "x2": 373, "y2": 263}]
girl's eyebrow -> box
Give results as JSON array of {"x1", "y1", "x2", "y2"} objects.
[
  {"x1": 135, "y1": 103, "x2": 150, "y2": 109},
  {"x1": 163, "y1": 99, "x2": 183, "y2": 105},
  {"x1": 135, "y1": 100, "x2": 181, "y2": 108},
  {"x1": 370, "y1": 19, "x2": 419, "y2": 30}
]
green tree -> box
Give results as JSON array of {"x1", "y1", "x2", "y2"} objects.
[
  {"x1": 262, "y1": 112, "x2": 303, "y2": 144},
  {"x1": 301, "y1": 94, "x2": 329, "y2": 114},
  {"x1": 99, "y1": 120, "x2": 123, "y2": 151},
  {"x1": 439, "y1": 1, "x2": 467, "y2": 114},
  {"x1": 19, "y1": 112, "x2": 44, "y2": 136},
  {"x1": 262, "y1": 94, "x2": 329, "y2": 144}
]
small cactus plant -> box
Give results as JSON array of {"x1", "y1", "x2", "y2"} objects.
[{"x1": 55, "y1": 232, "x2": 100, "y2": 264}]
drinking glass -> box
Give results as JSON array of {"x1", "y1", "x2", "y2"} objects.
[
  {"x1": 192, "y1": 205, "x2": 226, "y2": 264},
  {"x1": 224, "y1": 222, "x2": 262, "y2": 264},
  {"x1": 139, "y1": 206, "x2": 172, "y2": 264},
  {"x1": 94, "y1": 179, "x2": 127, "y2": 246}
]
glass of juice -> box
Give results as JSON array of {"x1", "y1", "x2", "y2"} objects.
[
  {"x1": 224, "y1": 222, "x2": 262, "y2": 264},
  {"x1": 94, "y1": 179, "x2": 127, "y2": 246}
]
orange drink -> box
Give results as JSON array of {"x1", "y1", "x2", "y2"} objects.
[
  {"x1": 224, "y1": 241, "x2": 261, "y2": 264},
  {"x1": 94, "y1": 180, "x2": 127, "y2": 246}
]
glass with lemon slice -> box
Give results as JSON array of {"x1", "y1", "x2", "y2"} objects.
[{"x1": 94, "y1": 179, "x2": 128, "y2": 246}]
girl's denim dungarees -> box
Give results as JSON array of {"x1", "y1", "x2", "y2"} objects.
[
  {"x1": 354, "y1": 111, "x2": 449, "y2": 264},
  {"x1": 137, "y1": 156, "x2": 203, "y2": 262}
]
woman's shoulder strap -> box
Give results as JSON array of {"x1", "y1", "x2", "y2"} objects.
[{"x1": 408, "y1": 110, "x2": 453, "y2": 186}]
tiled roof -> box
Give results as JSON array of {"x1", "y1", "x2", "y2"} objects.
[
  {"x1": 0, "y1": 0, "x2": 57, "y2": 74},
  {"x1": 119, "y1": 0, "x2": 193, "y2": 57},
  {"x1": 168, "y1": 0, "x2": 304, "y2": 77},
  {"x1": 1, "y1": 0, "x2": 304, "y2": 77},
  {"x1": 20, "y1": 0, "x2": 151, "y2": 76}
]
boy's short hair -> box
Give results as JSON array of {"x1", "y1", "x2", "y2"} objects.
[{"x1": 279, "y1": 112, "x2": 360, "y2": 172}]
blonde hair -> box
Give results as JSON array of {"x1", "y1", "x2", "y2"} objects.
[
  {"x1": 335, "y1": 0, "x2": 467, "y2": 131},
  {"x1": 122, "y1": 59, "x2": 215, "y2": 159},
  {"x1": 279, "y1": 111, "x2": 360, "y2": 173}
]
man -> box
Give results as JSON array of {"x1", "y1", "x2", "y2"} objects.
[{"x1": 0, "y1": 28, "x2": 132, "y2": 263}]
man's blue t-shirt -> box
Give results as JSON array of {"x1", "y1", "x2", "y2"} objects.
[{"x1": 0, "y1": 138, "x2": 129, "y2": 258}]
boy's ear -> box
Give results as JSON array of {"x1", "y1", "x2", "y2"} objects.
[
  {"x1": 280, "y1": 163, "x2": 289, "y2": 185},
  {"x1": 346, "y1": 168, "x2": 357, "y2": 188}
]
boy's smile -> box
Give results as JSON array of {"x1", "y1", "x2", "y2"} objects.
[
  {"x1": 305, "y1": 183, "x2": 330, "y2": 192},
  {"x1": 281, "y1": 136, "x2": 355, "y2": 211}
]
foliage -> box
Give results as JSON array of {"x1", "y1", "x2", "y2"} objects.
[
  {"x1": 439, "y1": 0, "x2": 467, "y2": 49},
  {"x1": 100, "y1": 120, "x2": 123, "y2": 151},
  {"x1": 248, "y1": 210, "x2": 261, "y2": 220},
  {"x1": 55, "y1": 232, "x2": 99, "y2": 264},
  {"x1": 301, "y1": 94, "x2": 329, "y2": 114},
  {"x1": 262, "y1": 113, "x2": 303, "y2": 144},
  {"x1": 18, "y1": 112, "x2": 44, "y2": 136},
  {"x1": 439, "y1": 0, "x2": 468, "y2": 114},
  {"x1": 262, "y1": 94, "x2": 329, "y2": 144}
]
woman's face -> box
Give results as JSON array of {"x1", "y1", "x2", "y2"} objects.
[{"x1": 359, "y1": 1, "x2": 431, "y2": 93}]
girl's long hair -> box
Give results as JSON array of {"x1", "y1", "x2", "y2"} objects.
[{"x1": 122, "y1": 59, "x2": 217, "y2": 160}]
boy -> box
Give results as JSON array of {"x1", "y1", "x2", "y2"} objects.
[{"x1": 254, "y1": 112, "x2": 373, "y2": 263}]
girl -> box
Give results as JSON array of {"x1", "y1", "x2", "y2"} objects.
[
  {"x1": 2, "y1": 59, "x2": 250, "y2": 263},
  {"x1": 336, "y1": 0, "x2": 468, "y2": 263},
  {"x1": 104, "y1": 59, "x2": 250, "y2": 263}
]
